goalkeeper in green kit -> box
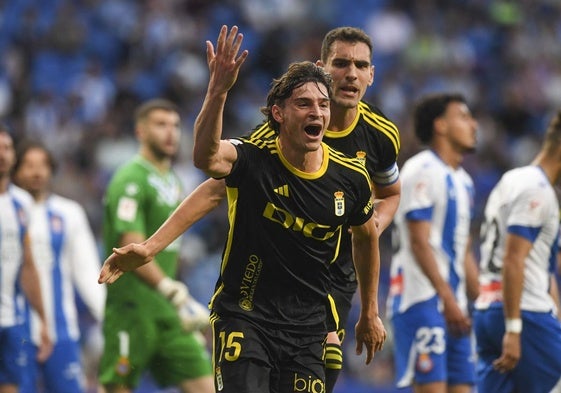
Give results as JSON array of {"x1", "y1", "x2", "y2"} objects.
[{"x1": 98, "y1": 98, "x2": 214, "y2": 393}]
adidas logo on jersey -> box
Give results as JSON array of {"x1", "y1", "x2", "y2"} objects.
[{"x1": 274, "y1": 184, "x2": 289, "y2": 197}]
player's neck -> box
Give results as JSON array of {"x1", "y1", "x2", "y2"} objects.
[
  {"x1": 32, "y1": 190, "x2": 49, "y2": 203},
  {"x1": 328, "y1": 104, "x2": 357, "y2": 132},
  {"x1": 140, "y1": 150, "x2": 171, "y2": 173},
  {"x1": 533, "y1": 150, "x2": 561, "y2": 184},
  {"x1": 278, "y1": 138, "x2": 324, "y2": 173},
  {"x1": 0, "y1": 176, "x2": 9, "y2": 193},
  {"x1": 432, "y1": 143, "x2": 464, "y2": 169}
]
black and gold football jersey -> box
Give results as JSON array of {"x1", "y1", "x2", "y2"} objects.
[
  {"x1": 324, "y1": 101, "x2": 400, "y2": 295},
  {"x1": 243, "y1": 102, "x2": 401, "y2": 297},
  {"x1": 209, "y1": 137, "x2": 373, "y2": 333}
]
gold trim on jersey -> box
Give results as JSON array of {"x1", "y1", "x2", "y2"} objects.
[
  {"x1": 328, "y1": 294, "x2": 340, "y2": 330},
  {"x1": 358, "y1": 101, "x2": 400, "y2": 154},
  {"x1": 209, "y1": 283, "x2": 223, "y2": 314},
  {"x1": 244, "y1": 136, "x2": 270, "y2": 150},
  {"x1": 330, "y1": 225, "x2": 342, "y2": 263},
  {"x1": 211, "y1": 186, "x2": 238, "y2": 282},
  {"x1": 249, "y1": 122, "x2": 276, "y2": 141},
  {"x1": 275, "y1": 138, "x2": 329, "y2": 179},
  {"x1": 324, "y1": 102, "x2": 400, "y2": 156},
  {"x1": 324, "y1": 109, "x2": 361, "y2": 138},
  {"x1": 327, "y1": 146, "x2": 371, "y2": 183},
  {"x1": 209, "y1": 312, "x2": 219, "y2": 381}
]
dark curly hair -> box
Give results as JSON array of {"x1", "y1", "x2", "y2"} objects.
[{"x1": 413, "y1": 93, "x2": 467, "y2": 144}]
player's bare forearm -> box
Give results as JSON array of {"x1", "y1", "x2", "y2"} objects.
[
  {"x1": 352, "y1": 217, "x2": 380, "y2": 316},
  {"x1": 464, "y1": 245, "x2": 480, "y2": 301},
  {"x1": 21, "y1": 235, "x2": 48, "y2": 321},
  {"x1": 192, "y1": 91, "x2": 228, "y2": 175},
  {"x1": 147, "y1": 178, "x2": 227, "y2": 254},
  {"x1": 409, "y1": 219, "x2": 471, "y2": 335},
  {"x1": 372, "y1": 179, "x2": 401, "y2": 233},
  {"x1": 351, "y1": 217, "x2": 387, "y2": 363},
  {"x1": 408, "y1": 220, "x2": 454, "y2": 302},
  {"x1": 502, "y1": 233, "x2": 530, "y2": 320}
]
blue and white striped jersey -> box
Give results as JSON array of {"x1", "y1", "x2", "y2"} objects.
[
  {"x1": 475, "y1": 165, "x2": 559, "y2": 313},
  {"x1": 0, "y1": 184, "x2": 33, "y2": 327},
  {"x1": 389, "y1": 150, "x2": 474, "y2": 317},
  {"x1": 27, "y1": 193, "x2": 106, "y2": 344}
]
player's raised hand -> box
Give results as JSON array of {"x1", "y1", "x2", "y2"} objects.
[
  {"x1": 205, "y1": 25, "x2": 248, "y2": 95},
  {"x1": 98, "y1": 243, "x2": 154, "y2": 284}
]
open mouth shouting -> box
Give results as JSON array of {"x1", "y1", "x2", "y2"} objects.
[{"x1": 304, "y1": 124, "x2": 323, "y2": 137}]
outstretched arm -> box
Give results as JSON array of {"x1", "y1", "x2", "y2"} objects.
[
  {"x1": 192, "y1": 25, "x2": 248, "y2": 177},
  {"x1": 351, "y1": 215, "x2": 387, "y2": 365},
  {"x1": 98, "y1": 178, "x2": 227, "y2": 284}
]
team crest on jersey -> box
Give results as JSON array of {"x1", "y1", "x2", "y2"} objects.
[
  {"x1": 334, "y1": 191, "x2": 345, "y2": 216},
  {"x1": 117, "y1": 196, "x2": 138, "y2": 222},
  {"x1": 416, "y1": 353, "x2": 433, "y2": 373},
  {"x1": 355, "y1": 151, "x2": 367, "y2": 167},
  {"x1": 116, "y1": 356, "x2": 130, "y2": 376}
]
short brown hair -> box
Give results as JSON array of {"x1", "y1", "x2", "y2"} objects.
[
  {"x1": 320, "y1": 27, "x2": 373, "y2": 63},
  {"x1": 134, "y1": 98, "x2": 179, "y2": 126}
]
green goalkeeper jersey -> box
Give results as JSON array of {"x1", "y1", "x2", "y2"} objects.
[{"x1": 102, "y1": 155, "x2": 184, "y2": 311}]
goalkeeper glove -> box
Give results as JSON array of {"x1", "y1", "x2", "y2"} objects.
[
  {"x1": 178, "y1": 296, "x2": 210, "y2": 332},
  {"x1": 156, "y1": 277, "x2": 189, "y2": 308}
]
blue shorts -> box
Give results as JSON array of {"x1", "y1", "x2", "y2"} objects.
[
  {"x1": 0, "y1": 325, "x2": 29, "y2": 385},
  {"x1": 474, "y1": 307, "x2": 561, "y2": 393},
  {"x1": 391, "y1": 296, "x2": 475, "y2": 388},
  {"x1": 20, "y1": 339, "x2": 85, "y2": 393}
]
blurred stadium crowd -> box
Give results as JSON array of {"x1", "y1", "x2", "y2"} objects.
[{"x1": 2, "y1": 0, "x2": 561, "y2": 392}]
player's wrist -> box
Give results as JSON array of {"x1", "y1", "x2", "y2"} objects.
[{"x1": 505, "y1": 318, "x2": 522, "y2": 334}]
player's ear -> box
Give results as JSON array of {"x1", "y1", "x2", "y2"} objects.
[
  {"x1": 369, "y1": 65, "x2": 375, "y2": 86},
  {"x1": 271, "y1": 105, "x2": 283, "y2": 123},
  {"x1": 433, "y1": 117, "x2": 447, "y2": 136}
]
